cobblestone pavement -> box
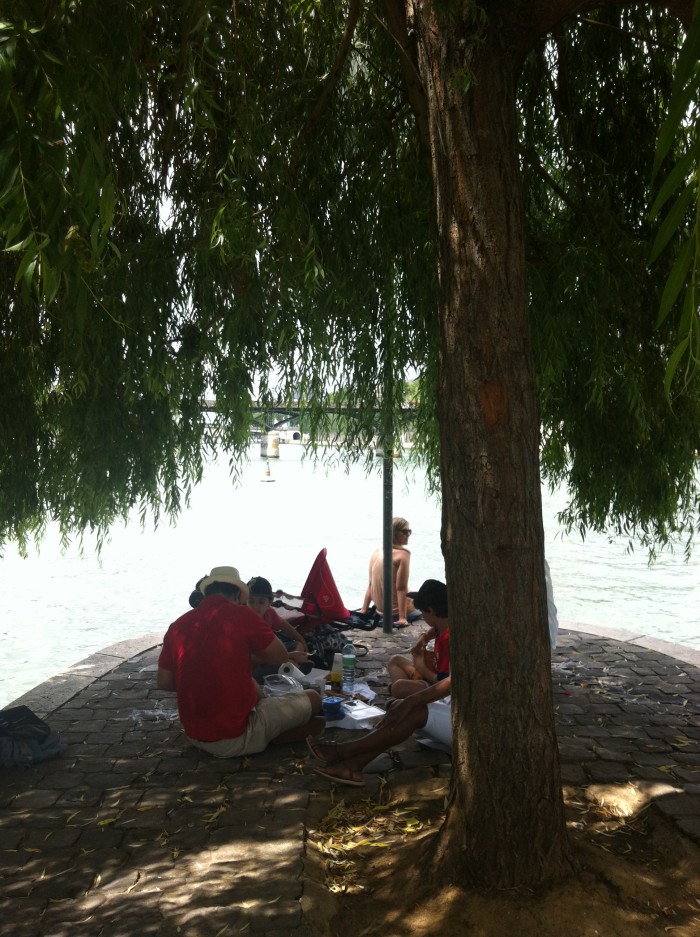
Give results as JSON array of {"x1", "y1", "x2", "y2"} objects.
[{"x1": 1, "y1": 624, "x2": 699, "y2": 936}]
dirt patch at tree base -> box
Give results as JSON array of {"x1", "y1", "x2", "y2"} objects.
[{"x1": 308, "y1": 779, "x2": 700, "y2": 937}]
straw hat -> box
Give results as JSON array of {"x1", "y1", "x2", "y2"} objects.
[{"x1": 199, "y1": 566, "x2": 249, "y2": 601}]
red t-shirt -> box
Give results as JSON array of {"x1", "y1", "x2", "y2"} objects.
[
  {"x1": 263, "y1": 606, "x2": 286, "y2": 631},
  {"x1": 159, "y1": 594, "x2": 276, "y2": 741},
  {"x1": 435, "y1": 628, "x2": 450, "y2": 679}
]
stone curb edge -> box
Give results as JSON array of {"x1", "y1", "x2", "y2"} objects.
[
  {"x1": 3, "y1": 623, "x2": 699, "y2": 719},
  {"x1": 3, "y1": 632, "x2": 164, "y2": 718}
]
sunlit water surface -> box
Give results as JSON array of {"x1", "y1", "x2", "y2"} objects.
[{"x1": 1, "y1": 445, "x2": 698, "y2": 707}]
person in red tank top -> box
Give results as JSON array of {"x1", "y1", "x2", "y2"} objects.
[{"x1": 386, "y1": 579, "x2": 450, "y2": 699}]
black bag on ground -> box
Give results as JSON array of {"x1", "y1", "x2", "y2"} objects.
[
  {"x1": 304, "y1": 626, "x2": 369, "y2": 671},
  {"x1": 0, "y1": 705, "x2": 66, "y2": 767},
  {"x1": 305, "y1": 624, "x2": 349, "y2": 670},
  {"x1": 0, "y1": 705, "x2": 52, "y2": 740}
]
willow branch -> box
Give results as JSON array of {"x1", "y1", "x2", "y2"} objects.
[
  {"x1": 380, "y1": 0, "x2": 431, "y2": 158},
  {"x1": 298, "y1": 0, "x2": 362, "y2": 141}
]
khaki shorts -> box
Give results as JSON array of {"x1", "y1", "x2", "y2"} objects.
[{"x1": 188, "y1": 693, "x2": 312, "y2": 758}]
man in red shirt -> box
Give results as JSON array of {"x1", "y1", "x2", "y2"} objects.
[{"x1": 157, "y1": 565, "x2": 324, "y2": 757}]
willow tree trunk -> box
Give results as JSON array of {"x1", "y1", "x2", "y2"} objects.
[{"x1": 408, "y1": 4, "x2": 572, "y2": 887}]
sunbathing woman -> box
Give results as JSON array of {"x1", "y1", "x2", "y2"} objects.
[{"x1": 359, "y1": 517, "x2": 416, "y2": 627}]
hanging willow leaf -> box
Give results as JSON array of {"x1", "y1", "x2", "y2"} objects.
[
  {"x1": 649, "y1": 6, "x2": 700, "y2": 393},
  {"x1": 652, "y1": 6, "x2": 700, "y2": 179},
  {"x1": 657, "y1": 239, "x2": 693, "y2": 326},
  {"x1": 664, "y1": 337, "x2": 690, "y2": 399}
]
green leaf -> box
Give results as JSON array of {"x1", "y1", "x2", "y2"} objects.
[
  {"x1": 40, "y1": 253, "x2": 60, "y2": 304},
  {"x1": 678, "y1": 276, "x2": 697, "y2": 336},
  {"x1": 649, "y1": 185, "x2": 695, "y2": 261},
  {"x1": 652, "y1": 11, "x2": 700, "y2": 178},
  {"x1": 664, "y1": 336, "x2": 690, "y2": 400},
  {"x1": 657, "y1": 238, "x2": 693, "y2": 326},
  {"x1": 648, "y1": 148, "x2": 696, "y2": 220}
]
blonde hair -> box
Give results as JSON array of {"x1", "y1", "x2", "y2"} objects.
[{"x1": 392, "y1": 517, "x2": 410, "y2": 545}]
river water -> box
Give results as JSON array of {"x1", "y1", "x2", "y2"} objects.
[{"x1": 1, "y1": 444, "x2": 698, "y2": 708}]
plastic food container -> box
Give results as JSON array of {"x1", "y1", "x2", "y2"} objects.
[
  {"x1": 263, "y1": 674, "x2": 304, "y2": 697},
  {"x1": 322, "y1": 696, "x2": 345, "y2": 720}
]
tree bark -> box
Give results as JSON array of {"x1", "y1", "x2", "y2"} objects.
[{"x1": 407, "y1": 1, "x2": 572, "y2": 887}]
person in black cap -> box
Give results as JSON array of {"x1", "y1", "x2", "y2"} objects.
[
  {"x1": 307, "y1": 582, "x2": 452, "y2": 787},
  {"x1": 386, "y1": 579, "x2": 450, "y2": 699}
]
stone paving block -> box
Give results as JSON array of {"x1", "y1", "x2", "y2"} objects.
[
  {"x1": 618, "y1": 701, "x2": 656, "y2": 714},
  {"x1": 644, "y1": 724, "x2": 686, "y2": 741},
  {"x1": 84, "y1": 771, "x2": 144, "y2": 790},
  {"x1": 606, "y1": 723, "x2": 650, "y2": 738},
  {"x1": 647, "y1": 714, "x2": 689, "y2": 727},
  {"x1": 21, "y1": 867, "x2": 94, "y2": 902},
  {"x1": 158, "y1": 905, "x2": 255, "y2": 937},
  {"x1": 250, "y1": 907, "x2": 303, "y2": 933},
  {"x1": 585, "y1": 762, "x2": 634, "y2": 783},
  {"x1": 674, "y1": 766, "x2": 700, "y2": 783},
  {"x1": 631, "y1": 751, "x2": 677, "y2": 766},
  {"x1": 0, "y1": 900, "x2": 44, "y2": 937},
  {"x1": 73, "y1": 755, "x2": 122, "y2": 775},
  {"x1": 54, "y1": 732, "x2": 90, "y2": 746},
  {"x1": 588, "y1": 703, "x2": 626, "y2": 716},
  {"x1": 32, "y1": 769, "x2": 87, "y2": 792},
  {"x1": 558, "y1": 738, "x2": 599, "y2": 761},
  {"x1": 115, "y1": 808, "x2": 171, "y2": 832},
  {"x1": 74, "y1": 826, "x2": 126, "y2": 850},
  {"x1": 206, "y1": 807, "x2": 267, "y2": 832},
  {"x1": 676, "y1": 816, "x2": 700, "y2": 842},
  {"x1": 85, "y1": 731, "x2": 130, "y2": 746},
  {"x1": 269, "y1": 789, "x2": 310, "y2": 811},
  {"x1": 54, "y1": 788, "x2": 103, "y2": 808},
  {"x1": 21, "y1": 825, "x2": 83, "y2": 851},
  {"x1": 560, "y1": 764, "x2": 588, "y2": 784},
  {"x1": 653, "y1": 791, "x2": 700, "y2": 818},
  {"x1": 630, "y1": 765, "x2": 678, "y2": 782},
  {"x1": 386, "y1": 765, "x2": 445, "y2": 795},
  {"x1": 267, "y1": 812, "x2": 307, "y2": 838},
  {"x1": 555, "y1": 702, "x2": 586, "y2": 715},
  {"x1": 191, "y1": 836, "x2": 243, "y2": 866},
  {"x1": 210, "y1": 870, "x2": 303, "y2": 904},
  {"x1": 0, "y1": 828, "x2": 24, "y2": 850},
  {"x1": 398, "y1": 747, "x2": 450, "y2": 769},
  {"x1": 592, "y1": 743, "x2": 633, "y2": 763},
  {"x1": 570, "y1": 723, "x2": 610, "y2": 737},
  {"x1": 674, "y1": 752, "x2": 700, "y2": 766},
  {"x1": 75, "y1": 906, "x2": 155, "y2": 937},
  {"x1": 8, "y1": 789, "x2": 63, "y2": 810}
]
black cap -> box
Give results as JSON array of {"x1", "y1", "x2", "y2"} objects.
[
  {"x1": 248, "y1": 576, "x2": 273, "y2": 597},
  {"x1": 407, "y1": 579, "x2": 448, "y2": 613}
]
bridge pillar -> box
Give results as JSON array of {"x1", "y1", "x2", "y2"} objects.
[{"x1": 260, "y1": 432, "x2": 280, "y2": 459}]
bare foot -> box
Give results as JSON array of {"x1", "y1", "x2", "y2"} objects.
[
  {"x1": 306, "y1": 736, "x2": 342, "y2": 763},
  {"x1": 313, "y1": 761, "x2": 365, "y2": 787}
]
